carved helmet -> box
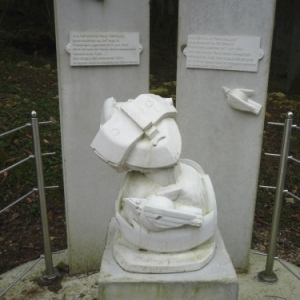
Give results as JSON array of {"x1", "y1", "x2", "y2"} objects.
[{"x1": 91, "y1": 94, "x2": 182, "y2": 172}]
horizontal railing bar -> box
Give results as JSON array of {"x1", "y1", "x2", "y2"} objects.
[
  {"x1": 254, "y1": 251, "x2": 300, "y2": 280},
  {"x1": 260, "y1": 186, "x2": 299, "y2": 201},
  {"x1": 0, "y1": 123, "x2": 31, "y2": 138},
  {"x1": 45, "y1": 185, "x2": 59, "y2": 189},
  {"x1": 264, "y1": 154, "x2": 300, "y2": 164},
  {"x1": 265, "y1": 153, "x2": 281, "y2": 157},
  {"x1": 253, "y1": 251, "x2": 278, "y2": 258},
  {"x1": 259, "y1": 185, "x2": 277, "y2": 189},
  {"x1": 285, "y1": 191, "x2": 300, "y2": 201},
  {"x1": 267, "y1": 122, "x2": 284, "y2": 126},
  {"x1": 0, "y1": 256, "x2": 43, "y2": 297},
  {"x1": 0, "y1": 189, "x2": 36, "y2": 214},
  {"x1": 0, "y1": 155, "x2": 34, "y2": 175},
  {"x1": 290, "y1": 156, "x2": 300, "y2": 164},
  {"x1": 268, "y1": 122, "x2": 300, "y2": 129},
  {"x1": 41, "y1": 152, "x2": 56, "y2": 156},
  {"x1": 0, "y1": 250, "x2": 64, "y2": 297},
  {"x1": 267, "y1": 122, "x2": 299, "y2": 128},
  {"x1": 38, "y1": 121, "x2": 52, "y2": 125},
  {"x1": 0, "y1": 186, "x2": 58, "y2": 214},
  {"x1": 276, "y1": 258, "x2": 300, "y2": 280},
  {"x1": 0, "y1": 120, "x2": 51, "y2": 139},
  {"x1": 0, "y1": 152, "x2": 56, "y2": 175}
]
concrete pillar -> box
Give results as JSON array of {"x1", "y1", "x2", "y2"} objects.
[
  {"x1": 54, "y1": 0, "x2": 149, "y2": 274},
  {"x1": 176, "y1": 0, "x2": 276, "y2": 271}
]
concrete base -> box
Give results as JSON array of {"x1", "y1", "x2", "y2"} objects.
[{"x1": 98, "y1": 219, "x2": 238, "y2": 300}]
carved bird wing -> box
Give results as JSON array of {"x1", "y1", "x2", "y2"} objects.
[
  {"x1": 222, "y1": 87, "x2": 261, "y2": 115},
  {"x1": 143, "y1": 204, "x2": 202, "y2": 229}
]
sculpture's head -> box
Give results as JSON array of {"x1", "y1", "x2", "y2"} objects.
[{"x1": 91, "y1": 94, "x2": 182, "y2": 172}]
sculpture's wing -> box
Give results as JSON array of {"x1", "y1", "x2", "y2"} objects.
[
  {"x1": 143, "y1": 204, "x2": 202, "y2": 229},
  {"x1": 228, "y1": 94, "x2": 253, "y2": 112},
  {"x1": 228, "y1": 95, "x2": 262, "y2": 114}
]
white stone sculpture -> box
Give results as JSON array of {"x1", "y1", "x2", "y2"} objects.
[
  {"x1": 91, "y1": 94, "x2": 217, "y2": 273},
  {"x1": 222, "y1": 87, "x2": 262, "y2": 115}
]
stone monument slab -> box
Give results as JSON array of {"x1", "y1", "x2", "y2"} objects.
[
  {"x1": 176, "y1": 0, "x2": 276, "y2": 271},
  {"x1": 99, "y1": 219, "x2": 238, "y2": 300},
  {"x1": 54, "y1": 0, "x2": 149, "y2": 275}
]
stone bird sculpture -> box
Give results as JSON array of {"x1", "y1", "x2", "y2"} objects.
[{"x1": 222, "y1": 87, "x2": 262, "y2": 115}]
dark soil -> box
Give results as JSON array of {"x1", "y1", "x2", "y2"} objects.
[
  {"x1": 0, "y1": 39, "x2": 66, "y2": 275},
  {"x1": 252, "y1": 93, "x2": 300, "y2": 267}
]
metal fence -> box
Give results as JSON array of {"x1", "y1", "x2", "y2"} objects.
[
  {"x1": 1, "y1": 111, "x2": 299, "y2": 295},
  {"x1": 0, "y1": 111, "x2": 59, "y2": 297},
  {"x1": 258, "y1": 112, "x2": 300, "y2": 283}
]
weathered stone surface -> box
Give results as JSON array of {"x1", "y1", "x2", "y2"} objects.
[
  {"x1": 99, "y1": 219, "x2": 238, "y2": 300},
  {"x1": 54, "y1": 0, "x2": 149, "y2": 275},
  {"x1": 176, "y1": 0, "x2": 276, "y2": 271}
]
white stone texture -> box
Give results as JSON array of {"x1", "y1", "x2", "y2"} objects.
[
  {"x1": 98, "y1": 219, "x2": 238, "y2": 300},
  {"x1": 176, "y1": 0, "x2": 276, "y2": 271},
  {"x1": 54, "y1": 0, "x2": 149, "y2": 275},
  {"x1": 91, "y1": 95, "x2": 218, "y2": 273},
  {"x1": 222, "y1": 87, "x2": 262, "y2": 115}
]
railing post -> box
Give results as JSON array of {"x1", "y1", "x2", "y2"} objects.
[
  {"x1": 31, "y1": 111, "x2": 59, "y2": 281},
  {"x1": 258, "y1": 112, "x2": 293, "y2": 283}
]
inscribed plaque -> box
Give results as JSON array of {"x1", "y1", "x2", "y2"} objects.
[
  {"x1": 67, "y1": 32, "x2": 142, "y2": 66},
  {"x1": 183, "y1": 35, "x2": 264, "y2": 72}
]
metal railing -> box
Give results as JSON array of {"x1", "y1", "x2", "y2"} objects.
[
  {"x1": 0, "y1": 111, "x2": 60, "y2": 297},
  {"x1": 258, "y1": 112, "x2": 300, "y2": 283}
]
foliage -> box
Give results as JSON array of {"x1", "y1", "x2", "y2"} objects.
[
  {"x1": 0, "y1": 42, "x2": 65, "y2": 274},
  {"x1": 252, "y1": 93, "x2": 300, "y2": 266}
]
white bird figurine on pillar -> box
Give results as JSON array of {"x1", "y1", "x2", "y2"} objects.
[{"x1": 222, "y1": 87, "x2": 262, "y2": 115}]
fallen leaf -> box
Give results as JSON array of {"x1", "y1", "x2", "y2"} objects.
[
  {"x1": 257, "y1": 244, "x2": 266, "y2": 252},
  {"x1": 9, "y1": 212, "x2": 20, "y2": 222},
  {"x1": 47, "y1": 210, "x2": 53, "y2": 221},
  {"x1": 265, "y1": 112, "x2": 272, "y2": 118},
  {"x1": 17, "y1": 61, "x2": 31, "y2": 68},
  {"x1": 23, "y1": 149, "x2": 33, "y2": 155},
  {"x1": 285, "y1": 198, "x2": 295, "y2": 204},
  {"x1": 50, "y1": 116, "x2": 57, "y2": 123},
  {"x1": 6, "y1": 157, "x2": 17, "y2": 163},
  {"x1": 26, "y1": 198, "x2": 33, "y2": 203},
  {"x1": 43, "y1": 64, "x2": 51, "y2": 70},
  {"x1": 23, "y1": 243, "x2": 34, "y2": 249}
]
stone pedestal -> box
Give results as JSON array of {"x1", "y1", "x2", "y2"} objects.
[{"x1": 98, "y1": 219, "x2": 238, "y2": 300}]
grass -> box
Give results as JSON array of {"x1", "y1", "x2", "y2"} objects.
[
  {"x1": 0, "y1": 41, "x2": 63, "y2": 205},
  {"x1": 0, "y1": 41, "x2": 66, "y2": 274}
]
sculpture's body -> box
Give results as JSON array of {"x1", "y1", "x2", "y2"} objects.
[{"x1": 92, "y1": 94, "x2": 217, "y2": 273}]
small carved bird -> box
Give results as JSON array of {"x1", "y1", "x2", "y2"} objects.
[
  {"x1": 222, "y1": 87, "x2": 262, "y2": 115},
  {"x1": 124, "y1": 196, "x2": 202, "y2": 232}
]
